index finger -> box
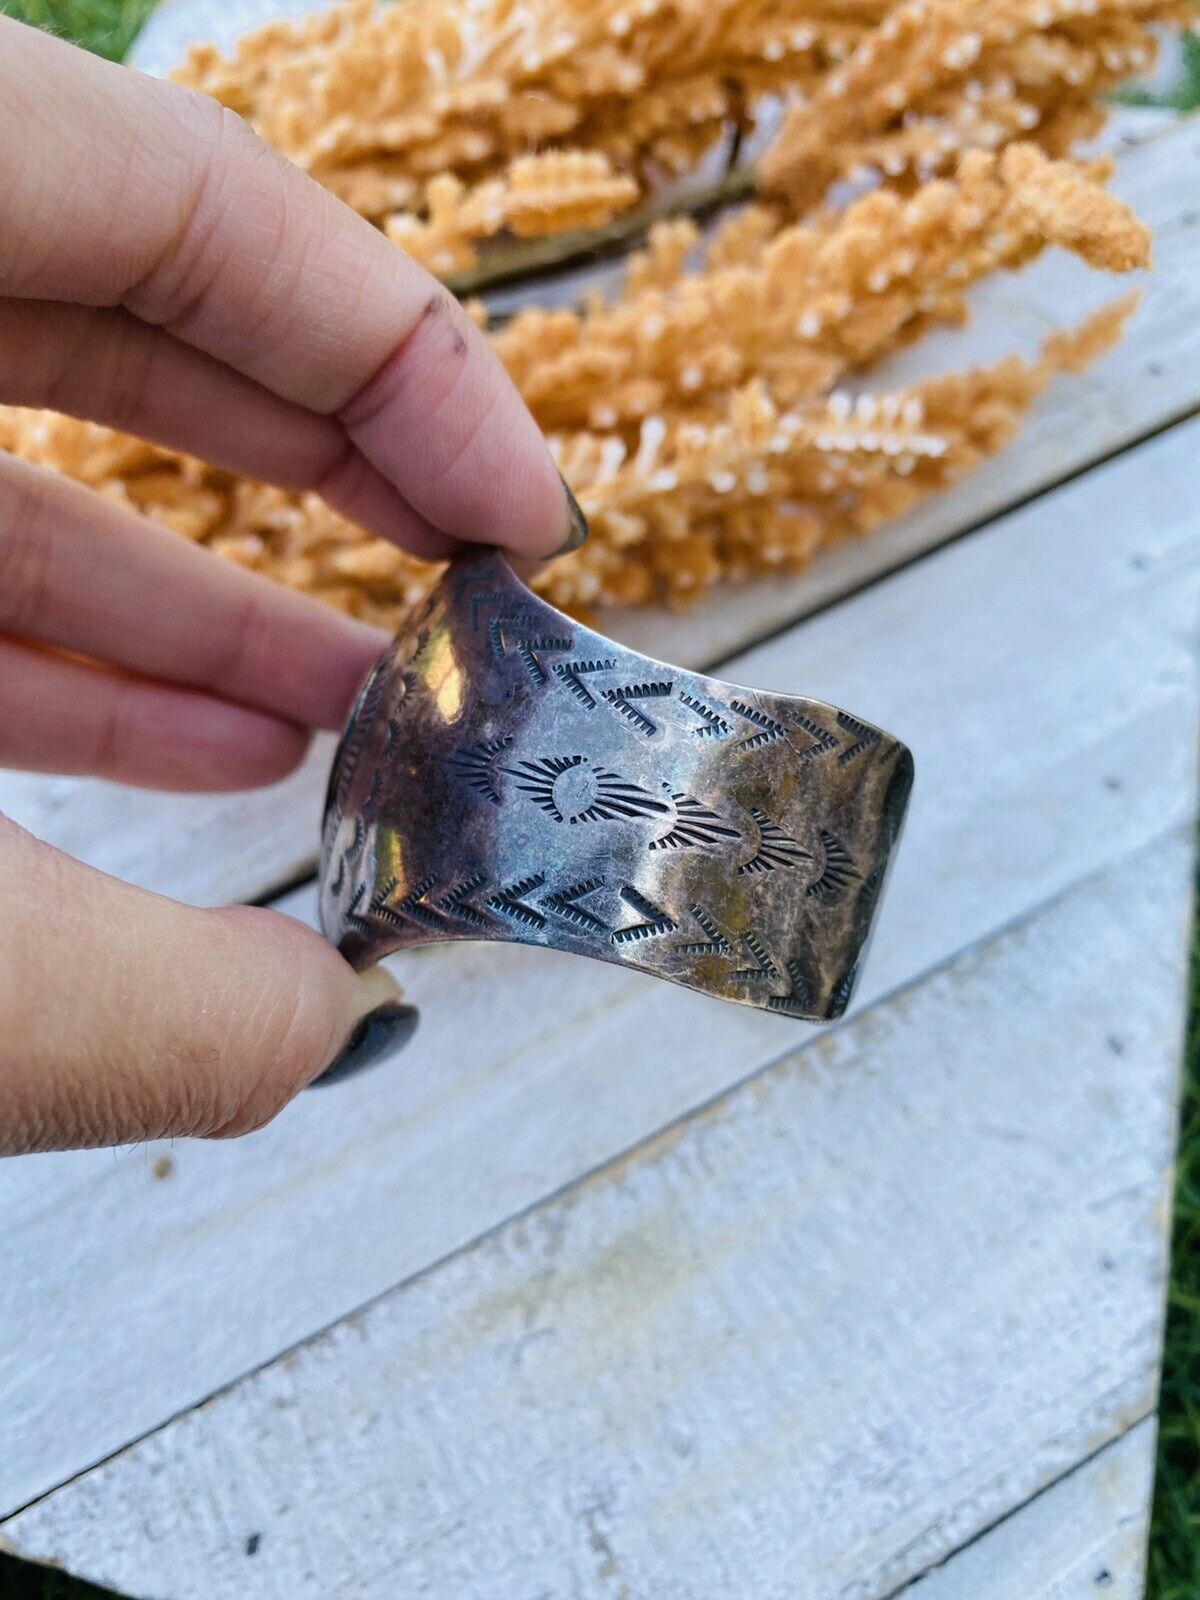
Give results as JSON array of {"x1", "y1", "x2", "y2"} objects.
[{"x1": 0, "y1": 18, "x2": 580, "y2": 560}]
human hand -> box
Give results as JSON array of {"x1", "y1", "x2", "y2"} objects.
[{"x1": 0, "y1": 18, "x2": 584, "y2": 1153}]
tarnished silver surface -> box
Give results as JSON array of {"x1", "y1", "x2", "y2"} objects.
[{"x1": 319, "y1": 552, "x2": 913, "y2": 1021}]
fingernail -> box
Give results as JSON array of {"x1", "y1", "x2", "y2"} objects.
[
  {"x1": 310, "y1": 963, "x2": 414, "y2": 1091},
  {"x1": 310, "y1": 1002, "x2": 420, "y2": 1087},
  {"x1": 555, "y1": 473, "x2": 589, "y2": 555}
]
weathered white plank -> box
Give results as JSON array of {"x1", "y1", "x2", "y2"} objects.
[
  {"x1": 0, "y1": 117, "x2": 1196, "y2": 903},
  {"x1": 1, "y1": 415, "x2": 1195, "y2": 1519},
  {"x1": 0, "y1": 745, "x2": 333, "y2": 908},
  {"x1": 896, "y1": 1420, "x2": 1156, "y2": 1600},
  {"x1": 130, "y1": 0, "x2": 342, "y2": 73},
  {"x1": 4, "y1": 828, "x2": 1183, "y2": 1599}
]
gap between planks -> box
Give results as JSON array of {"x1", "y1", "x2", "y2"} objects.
[
  {"x1": 7, "y1": 815, "x2": 1179, "y2": 1511},
  {"x1": 883, "y1": 1417, "x2": 1157, "y2": 1600},
  {"x1": 1, "y1": 411, "x2": 1196, "y2": 1528},
  {"x1": 3, "y1": 827, "x2": 1184, "y2": 1599}
]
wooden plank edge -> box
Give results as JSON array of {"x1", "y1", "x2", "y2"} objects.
[
  {"x1": 889, "y1": 1417, "x2": 1157, "y2": 1600},
  {"x1": 1, "y1": 412, "x2": 1195, "y2": 1519},
  {"x1": 1, "y1": 825, "x2": 1183, "y2": 1597}
]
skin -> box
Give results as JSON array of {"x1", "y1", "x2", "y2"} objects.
[{"x1": 0, "y1": 17, "x2": 579, "y2": 1154}]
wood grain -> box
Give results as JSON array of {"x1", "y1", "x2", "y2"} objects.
[
  {"x1": 3, "y1": 832, "x2": 1184, "y2": 1598},
  {"x1": 896, "y1": 1420, "x2": 1156, "y2": 1600},
  {"x1": 0, "y1": 117, "x2": 1196, "y2": 906},
  {"x1": 1, "y1": 414, "x2": 1195, "y2": 1524}
]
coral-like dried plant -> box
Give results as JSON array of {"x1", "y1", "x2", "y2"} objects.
[
  {"x1": 492, "y1": 145, "x2": 1146, "y2": 434},
  {"x1": 0, "y1": 0, "x2": 1178, "y2": 625},
  {"x1": 759, "y1": 0, "x2": 1186, "y2": 203},
  {"x1": 172, "y1": 0, "x2": 892, "y2": 237},
  {"x1": 546, "y1": 290, "x2": 1139, "y2": 609},
  {"x1": 384, "y1": 150, "x2": 642, "y2": 276},
  {"x1": 171, "y1": 0, "x2": 1180, "y2": 269}
]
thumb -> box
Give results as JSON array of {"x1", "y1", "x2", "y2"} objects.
[{"x1": 0, "y1": 816, "x2": 416, "y2": 1154}]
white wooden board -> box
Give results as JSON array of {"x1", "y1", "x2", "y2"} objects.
[
  {"x1": 896, "y1": 1419, "x2": 1156, "y2": 1600},
  {"x1": 2, "y1": 415, "x2": 1196, "y2": 1528},
  {"x1": 0, "y1": 117, "x2": 1197, "y2": 906},
  {"x1": 3, "y1": 827, "x2": 1185, "y2": 1598}
]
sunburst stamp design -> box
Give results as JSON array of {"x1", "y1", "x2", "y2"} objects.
[
  {"x1": 649, "y1": 792, "x2": 741, "y2": 851},
  {"x1": 738, "y1": 810, "x2": 811, "y2": 875},
  {"x1": 446, "y1": 736, "x2": 514, "y2": 804},
  {"x1": 806, "y1": 830, "x2": 860, "y2": 901},
  {"x1": 503, "y1": 755, "x2": 671, "y2": 824}
]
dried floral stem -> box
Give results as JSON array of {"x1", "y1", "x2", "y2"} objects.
[
  {"x1": 545, "y1": 293, "x2": 1138, "y2": 609},
  {"x1": 446, "y1": 167, "x2": 756, "y2": 299},
  {"x1": 0, "y1": 0, "x2": 1180, "y2": 626},
  {"x1": 760, "y1": 0, "x2": 1187, "y2": 203},
  {"x1": 173, "y1": 0, "x2": 885, "y2": 231},
  {"x1": 490, "y1": 145, "x2": 1147, "y2": 434}
]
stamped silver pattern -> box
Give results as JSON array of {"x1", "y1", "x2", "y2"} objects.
[{"x1": 319, "y1": 551, "x2": 913, "y2": 1021}]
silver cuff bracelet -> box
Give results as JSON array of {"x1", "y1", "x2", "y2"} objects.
[{"x1": 319, "y1": 551, "x2": 913, "y2": 1022}]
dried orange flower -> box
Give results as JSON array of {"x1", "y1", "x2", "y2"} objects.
[
  {"x1": 384, "y1": 151, "x2": 641, "y2": 276},
  {"x1": 492, "y1": 145, "x2": 1147, "y2": 436},
  {"x1": 172, "y1": 0, "x2": 884, "y2": 234},
  {"x1": 545, "y1": 293, "x2": 1138, "y2": 610},
  {"x1": 759, "y1": 0, "x2": 1185, "y2": 204},
  {"x1": 0, "y1": 0, "x2": 1178, "y2": 627},
  {"x1": 0, "y1": 155, "x2": 1145, "y2": 620}
]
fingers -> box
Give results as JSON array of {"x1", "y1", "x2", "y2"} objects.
[
  {"x1": 0, "y1": 453, "x2": 389, "y2": 735},
  {"x1": 0, "y1": 299, "x2": 457, "y2": 557},
  {"x1": 0, "y1": 19, "x2": 578, "y2": 560},
  {"x1": 0, "y1": 636, "x2": 312, "y2": 791},
  {"x1": 0, "y1": 815, "x2": 417, "y2": 1154}
]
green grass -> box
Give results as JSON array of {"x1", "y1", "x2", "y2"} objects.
[
  {"x1": 0, "y1": 0, "x2": 155, "y2": 59},
  {"x1": 1149, "y1": 868, "x2": 1200, "y2": 1599},
  {"x1": 1119, "y1": 33, "x2": 1200, "y2": 112},
  {"x1": 0, "y1": 3, "x2": 1197, "y2": 1595}
]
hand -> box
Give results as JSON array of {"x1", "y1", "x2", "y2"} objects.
[{"x1": 0, "y1": 18, "x2": 584, "y2": 1153}]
